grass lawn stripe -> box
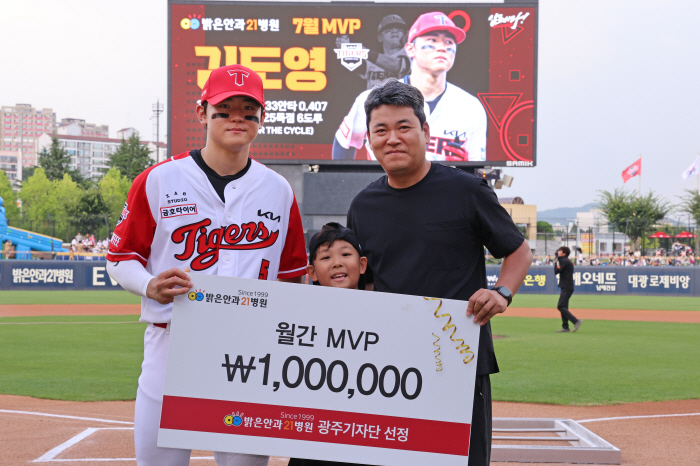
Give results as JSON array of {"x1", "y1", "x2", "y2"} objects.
[
  {"x1": 3, "y1": 291, "x2": 700, "y2": 311},
  {"x1": 491, "y1": 317, "x2": 700, "y2": 405},
  {"x1": 0, "y1": 290, "x2": 140, "y2": 305}
]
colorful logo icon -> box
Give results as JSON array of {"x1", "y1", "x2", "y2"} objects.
[
  {"x1": 188, "y1": 289, "x2": 205, "y2": 301},
  {"x1": 224, "y1": 412, "x2": 244, "y2": 426},
  {"x1": 181, "y1": 15, "x2": 202, "y2": 30}
]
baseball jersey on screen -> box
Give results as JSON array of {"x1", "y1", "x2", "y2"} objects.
[
  {"x1": 360, "y1": 49, "x2": 410, "y2": 90},
  {"x1": 107, "y1": 152, "x2": 308, "y2": 323},
  {"x1": 335, "y1": 82, "x2": 487, "y2": 162}
]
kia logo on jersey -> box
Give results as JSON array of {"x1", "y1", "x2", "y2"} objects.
[
  {"x1": 171, "y1": 218, "x2": 279, "y2": 271},
  {"x1": 227, "y1": 70, "x2": 249, "y2": 86}
]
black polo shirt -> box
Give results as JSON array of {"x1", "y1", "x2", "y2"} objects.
[{"x1": 347, "y1": 163, "x2": 525, "y2": 375}]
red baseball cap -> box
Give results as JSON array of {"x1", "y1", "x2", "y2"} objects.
[
  {"x1": 200, "y1": 64, "x2": 265, "y2": 107},
  {"x1": 408, "y1": 12, "x2": 467, "y2": 44}
]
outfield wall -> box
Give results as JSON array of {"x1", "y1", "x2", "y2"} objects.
[
  {"x1": 1, "y1": 261, "x2": 699, "y2": 296},
  {"x1": 486, "y1": 265, "x2": 700, "y2": 296},
  {"x1": 0, "y1": 261, "x2": 123, "y2": 291}
]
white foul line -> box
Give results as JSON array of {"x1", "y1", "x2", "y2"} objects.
[
  {"x1": 0, "y1": 409, "x2": 134, "y2": 425},
  {"x1": 33, "y1": 426, "x2": 215, "y2": 462},
  {"x1": 578, "y1": 412, "x2": 700, "y2": 423},
  {"x1": 34, "y1": 428, "x2": 101, "y2": 462}
]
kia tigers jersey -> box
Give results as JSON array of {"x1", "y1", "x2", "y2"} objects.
[
  {"x1": 107, "y1": 151, "x2": 308, "y2": 323},
  {"x1": 335, "y1": 82, "x2": 487, "y2": 162}
]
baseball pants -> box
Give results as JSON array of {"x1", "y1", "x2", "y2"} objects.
[
  {"x1": 557, "y1": 288, "x2": 578, "y2": 329},
  {"x1": 135, "y1": 323, "x2": 269, "y2": 466}
]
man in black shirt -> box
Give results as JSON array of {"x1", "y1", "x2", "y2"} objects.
[
  {"x1": 554, "y1": 247, "x2": 582, "y2": 332},
  {"x1": 347, "y1": 79, "x2": 532, "y2": 466}
]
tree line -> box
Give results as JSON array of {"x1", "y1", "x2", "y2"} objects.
[
  {"x1": 0, "y1": 135, "x2": 153, "y2": 242},
  {"x1": 536, "y1": 189, "x2": 700, "y2": 252}
]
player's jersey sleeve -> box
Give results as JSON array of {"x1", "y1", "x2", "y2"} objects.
[
  {"x1": 466, "y1": 99, "x2": 487, "y2": 162},
  {"x1": 335, "y1": 90, "x2": 371, "y2": 150},
  {"x1": 277, "y1": 195, "x2": 308, "y2": 279},
  {"x1": 106, "y1": 171, "x2": 156, "y2": 267}
]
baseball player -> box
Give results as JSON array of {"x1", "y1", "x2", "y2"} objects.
[
  {"x1": 332, "y1": 11, "x2": 487, "y2": 162},
  {"x1": 106, "y1": 64, "x2": 308, "y2": 466},
  {"x1": 360, "y1": 15, "x2": 411, "y2": 89}
]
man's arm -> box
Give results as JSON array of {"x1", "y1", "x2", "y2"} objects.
[{"x1": 467, "y1": 240, "x2": 532, "y2": 325}]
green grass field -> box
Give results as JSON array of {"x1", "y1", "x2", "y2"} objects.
[
  {"x1": 0, "y1": 317, "x2": 145, "y2": 401},
  {"x1": 491, "y1": 317, "x2": 699, "y2": 405},
  {"x1": 1, "y1": 291, "x2": 698, "y2": 404}
]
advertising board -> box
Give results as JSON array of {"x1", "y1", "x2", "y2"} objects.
[{"x1": 169, "y1": 0, "x2": 538, "y2": 166}]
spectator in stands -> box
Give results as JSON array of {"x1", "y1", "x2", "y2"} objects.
[
  {"x1": 672, "y1": 241, "x2": 682, "y2": 256},
  {"x1": 2, "y1": 240, "x2": 11, "y2": 259}
]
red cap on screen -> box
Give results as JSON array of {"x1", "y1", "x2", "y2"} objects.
[
  {"x1": 408, "y1": 12, "x2": 467, "y2": 44},
  {"x1": 200, "y1": 64, "x2": 265, "y2": 107}
]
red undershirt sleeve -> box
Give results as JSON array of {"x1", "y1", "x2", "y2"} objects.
[{"x1": 277, "y1": 195, "x2": 308, "y2": 279}]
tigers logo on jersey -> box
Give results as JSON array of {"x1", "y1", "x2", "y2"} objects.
[
  {"x1": 171, "y1": 218, "x2": 280, "y2": 271},
  {"x1": 116, "y1": 202, "x2": 129, "y2": 226}
]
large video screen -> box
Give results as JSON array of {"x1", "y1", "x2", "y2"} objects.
[{"x1": 169, "y1": 1, "x2": 538, "y2": 167}]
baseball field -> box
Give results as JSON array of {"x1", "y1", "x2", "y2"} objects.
[{"x1": 1, "y1": 290, "x2": 698, "y2": 465}]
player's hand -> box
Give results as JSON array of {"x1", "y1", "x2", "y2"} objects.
[
  {"x1": 466, "y1": 288, "x2": 508, "y2": 326},
  {"x1": 146, "y1": 268, "x2": 193, "y2": 304}
]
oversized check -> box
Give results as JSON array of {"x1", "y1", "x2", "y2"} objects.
[{"x1": 158, "y1": 273, "x2": 480, "y2": 465}]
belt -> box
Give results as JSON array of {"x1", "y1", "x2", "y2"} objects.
[{"x1": 154, "y1": 323, "x2": 168, "y2": 329}]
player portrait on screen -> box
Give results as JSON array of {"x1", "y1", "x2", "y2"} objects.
[
  {"x1": 342, "y1": 14, "x2": 411, "y2": 90},
  {"x1": 332, "y1": 11, "x2": 487, "y2": 162}
]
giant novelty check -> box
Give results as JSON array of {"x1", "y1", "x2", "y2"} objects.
[{"x1": 158, "y1": 273, "x2": 480, "y2": 465}]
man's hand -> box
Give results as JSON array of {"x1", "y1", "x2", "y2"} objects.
[
  {"x1": 466, "y1": 288, "x2": 508, "y2": 326},
  {"x1": 146, "y1": 268, "x2": 193, "y2": 304}
]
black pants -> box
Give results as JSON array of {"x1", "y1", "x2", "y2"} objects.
[
  {"x1": 287, "y1": 374, "x2": 492, "y2": 466},
  {"x1": 557, "y1": 288, "x2": 578, "y2": 329}
]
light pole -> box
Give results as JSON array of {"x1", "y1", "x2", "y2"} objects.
[{"x1": 152, "y1": 100, "x2": 164, "y2": 163}]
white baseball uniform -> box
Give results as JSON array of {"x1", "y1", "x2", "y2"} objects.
[
  {"x1": 107, "y1": 151, "x2": 307, "y2": 465},
  {"x1": 335, "y1": 82, "x2": 487, "y2": 162}
]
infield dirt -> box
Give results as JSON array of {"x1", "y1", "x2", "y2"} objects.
[
  {"x1": 2, "y1": 394, "x2": 698, "y2": 465},
  {"x1": 2, "y1": 304, "x2": 699, "y2": 323}
]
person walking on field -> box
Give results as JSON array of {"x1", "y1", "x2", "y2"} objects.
[{"x1": 554, "y1": 246, "x2": 582, "y2": 333}]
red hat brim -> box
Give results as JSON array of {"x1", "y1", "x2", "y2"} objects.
[
  {"x1": 409, "y1": 24, "x2": 466, "y2": 44},
  {"x1": 205, "y1": 90, "x2": 265, "y2": 108}
]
